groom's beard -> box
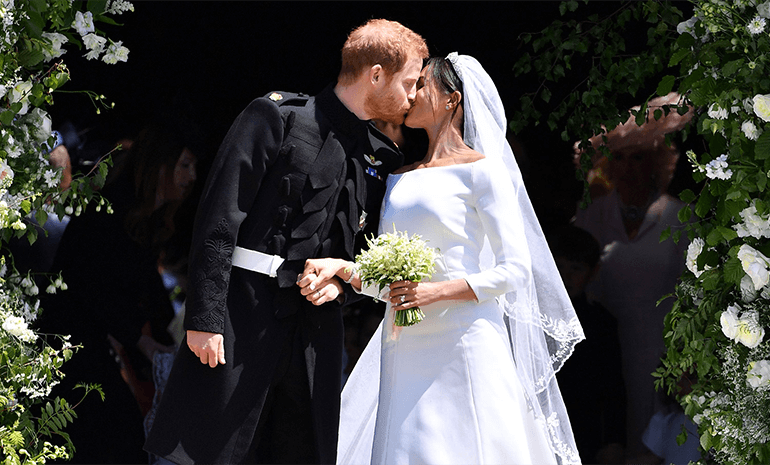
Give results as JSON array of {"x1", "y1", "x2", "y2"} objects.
[{"x1": 365, "y1": 87, "x2": 409, "y2": 126}]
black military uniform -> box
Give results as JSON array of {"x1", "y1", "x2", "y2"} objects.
[{"x1": 145, "y1": 85, "x2": 402, "y2": 464}]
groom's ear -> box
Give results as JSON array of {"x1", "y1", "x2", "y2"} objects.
[{"x1": 369, "y1": 64, "x2": 384, "y2": 86}]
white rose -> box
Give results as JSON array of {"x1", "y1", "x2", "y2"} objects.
[
  {"x1": 26, "y1": 107, "x2": 52, "y2": 143},
  {"x1": 740, "y1": 274, "x2": 758, "y2": 302},
  {"x1": 736, "y1": 311, "x2": 765, "y2": 348},
  {"x1": 720, "y1": 304, "x2": 741, "y2": 340},
  {"x1": 737, "y1": 244, "x2": 770, "y2": 290},
  {"x1": 686, "y1": 237, "x2": 709, "y2": 277},
  {"x1": 742, "y1": 120, "x2": 761, "y2": 141},
  {"x1": 9, "y1": 80, "x2": 32, "y2": 115},
  {"x1": 754, "y1": 94, "x2": 770, "y2": 123},
  {"x1": 758, "y1": 1, "x2": 770, "y2": 18},
  {"x1": 747, "y1": 360, "x2": 770, "y2": 390},
  {"x1": 2, "y1": 315, "x2": 34, "y2": 342}
]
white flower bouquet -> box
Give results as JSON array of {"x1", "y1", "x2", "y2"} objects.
[{"x1": 355, "y1": 227, "x2": 437, "y2": 327}]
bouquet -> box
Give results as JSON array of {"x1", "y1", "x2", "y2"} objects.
[{"x1": 355, "y1": 226, "x2": 437, "y2": 326}]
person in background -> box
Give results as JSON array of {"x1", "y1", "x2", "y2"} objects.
[
  {"x1": 573, "y1": 92, "x2": 694, "y2": 460},
  {"x1": 39, "y1": 121, "x2": 198, "y2": 463},
  {"x1": 549, "y1": 224, "x2": 626, "y2": 464}
]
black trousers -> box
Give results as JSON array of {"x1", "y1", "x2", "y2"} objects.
[{"x1": 248, "y1": 325, "x2": 318, "y2": 464}]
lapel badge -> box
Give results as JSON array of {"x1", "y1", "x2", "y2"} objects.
[
  {"x1": 365, "y1": 166, "x2": 382, "y2": 180},
  {"x1": 364, "y1": 154, "x2": 383, "y2": 166},
  {"x1": 269, "y1": 92, "x2": 283, "y2": 102},
  {"x1": 358, "y1": 210, "x2": 368, "y2": 230}
]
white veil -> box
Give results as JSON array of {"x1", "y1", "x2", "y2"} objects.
[{"x1": 448, "y1": 52, "x2": 585, "y2": 464}]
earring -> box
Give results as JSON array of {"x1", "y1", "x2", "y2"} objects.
[{"x1": 446, "y1": 104, "x2": 451, "y2": 110}]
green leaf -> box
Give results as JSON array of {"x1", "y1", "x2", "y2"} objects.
[
  {"x1": 660, "y1": 226, "x2": 672, "y2": 243},
  {"x1": 756, "y1": 131, "x2": 770, "y2": 160},
  {"x1": 695, "y1": 189, "x2": 715, "y2": 219},
  {"x1": 723, "y1": 256, "x2": 744, "y2": 284},
  {"x1": 722, "y1": 59, "x2": 744, "y2": 77},
  {"x1": 656, "y1": 75, "x2": 676, "y2": 96},
  {"x1": 669, "y1": 48, "x2": 690, "y2": 67},
  {"x1": 679, "y1": 189, "x2": 696, "y2": 204},
  {"x1": 677, "y1": 204, "x2": 692, "y2": 223},
  {"x1": 87, "y1": 0, "x2": 107, "y2": 15}
]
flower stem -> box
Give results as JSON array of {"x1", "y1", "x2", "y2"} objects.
[{"x1": 394, "y1": 307, "x2": 426, "y2": 326}]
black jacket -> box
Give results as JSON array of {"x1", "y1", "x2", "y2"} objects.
[{"x1": 145, "y1": 85, "x2": 402, "y2": 464}]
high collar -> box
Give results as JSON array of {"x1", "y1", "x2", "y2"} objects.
[{"x1": 315, "y1": 83, "x2": 369, "y2": 140}]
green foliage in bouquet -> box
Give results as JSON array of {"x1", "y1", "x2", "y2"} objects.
[
  {"x1": 511, "y1": 0, "x2": 770, "y2": 462},
  {"x1": 1, "y1": 0, "x2": 132, "y2": 462},
  {"x1": 356, "y1": 227, "x2": 437, "y2": 327}
]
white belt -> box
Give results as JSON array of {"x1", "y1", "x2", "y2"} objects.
[{"x1": 231, "y1": 246, "x2": 284, "y2": 278}]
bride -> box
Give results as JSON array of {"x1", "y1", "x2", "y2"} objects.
[{"x1": 299, "y1": 53, "x2": 584, "y2": 465}]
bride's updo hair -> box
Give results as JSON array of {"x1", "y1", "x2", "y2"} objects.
[{"x1": 424, "y1": 56, "x2": 464, "y2": 131}]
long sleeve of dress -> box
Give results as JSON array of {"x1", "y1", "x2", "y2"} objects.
[
  {"x1": 184, "y1": 98, "x2": 284, "y2": 334},
  {"x1": 463, "y1": 158, "x2": 532, "y2": 303}
]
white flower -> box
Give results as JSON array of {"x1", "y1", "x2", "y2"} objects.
[
  {"x1": 82, "y1": 33, "x2": 106, "y2": 52},
  {"x1": 708, "y1": 103, "x2": 728, "y2": 120},
  {"x1": 9, "y1": 80, "x2": 32, "y2": 115},
  {"x1": 742, "y1": 120, "x2": 761, "y2": 141},
  {"x1": 759, "y1": 1, "x2": 770, "y2": 18},
  {"x1": 740, "y1": 274, "x2": 758, "y2": 302},
  {"x1": 71, "y1": 11, "x2": 95, "y2": 36},
  {"x1": 106, "y1": 0, "x2": 134, "y2": 14},
  {"x1": 2, "y1": 315, "x2": 35, "y2": 342},
  {"x1": 738, "y1": 244, "x2": 770, "y2": 290},
  {"x1": 721, "y1": 304, "x2": 741, "y2": 340},
  {"x1": 735, "y1": 311, "x2": 765, "y2": 348},
  {"x1": 734, "y1": 201, "x2": 770, "y2": 239},
  {"x1": 102, "y1": 41, "x2": 129, "y2": 64},
  {"x1": 705, "y1": 154, "x2": 733, "y2": 180},
  {"x1": 754, "y1": 94, "x2": 770, "y2": 122},
  {"x1": 64, "y1": 205, "x2": 73, "y2": 215},
  {"x1": 747, "y1": 360, "x2": 770, "y2": 390},
  {"x1": 686, "y1": 237, "x2": 711, "y2": 277},
  {"x1": 45, "y1": 284, "x2": 56, "y2": 294},
  {"x1": 43, "y1": 169, "x2": 60, "y2": 189},
  {"x1": 677, "y1": 16, "x2": 699, "y2": 37},
  {"x1": 747, "y1": 16, "x2": 767, "y2": 34},
  {"x1": 0, "y1": 159, "x2": 13, "y2": 190},
  {"x1": 26, "y1": 107, "x2": 52, "y2": 143},
  {"x1": 40, "y1": 32, "x2": 68, "y2": 61}
]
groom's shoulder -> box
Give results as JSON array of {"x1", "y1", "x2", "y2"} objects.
[{"x1": 261, "y1": 91, "x2": 312, "y2": 110}]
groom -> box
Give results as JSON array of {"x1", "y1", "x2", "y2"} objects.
[{"x1": 144, "y1": 19, "x2": 427, "y2": 464}]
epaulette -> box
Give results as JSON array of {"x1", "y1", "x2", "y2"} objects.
[{"x1": 263, "y1": 91, "x2": 309, "y2": 107}]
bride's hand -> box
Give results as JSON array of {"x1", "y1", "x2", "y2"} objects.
[
  {"x1": 388, "y1": 280, "x2": 440, "y2": 309},
  {"x1": 389, "y1": 279, "x2": 477, "y2": 308}
]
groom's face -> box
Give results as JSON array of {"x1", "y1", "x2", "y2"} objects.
[{"x1": 364, "y1": 55, "x2": 422, "y2": 126}]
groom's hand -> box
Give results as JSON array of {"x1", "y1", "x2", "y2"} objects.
[{"x1": 187, "y1": 330, "x2": 226, "y2": 368}]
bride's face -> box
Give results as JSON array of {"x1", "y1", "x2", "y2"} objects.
[{"x1": 404, "y1": 68, "x2": 444, "y2": 130}]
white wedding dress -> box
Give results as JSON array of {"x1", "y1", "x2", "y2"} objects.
[{"x1": 337, "y1": 157, "x2": 559, "y2": 465}]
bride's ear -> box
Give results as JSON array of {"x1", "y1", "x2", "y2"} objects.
[{"x1": 447, "y1": 90, "x2": 462, "y2": 109}]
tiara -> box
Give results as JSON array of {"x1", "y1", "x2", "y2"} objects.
[{"x1": 446, "y1": 52, "x2": 462, "y2": 78}]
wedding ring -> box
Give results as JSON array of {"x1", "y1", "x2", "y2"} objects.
[
  {"x1": 400, "y1": 295, "x2": 406, "y2": 303},
  {"x1": 315, "y1": 291, "x2": 321, "y2": 298}
]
